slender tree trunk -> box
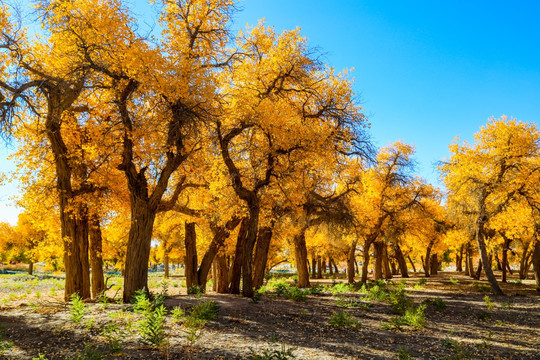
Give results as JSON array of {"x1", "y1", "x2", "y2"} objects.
[
  {"x1": 382, "y1": 244, "x2": 392, "y2": 279},
  {"x1": 89, "y1": 218, "x2": 105, "y2": 298},
  {"x1": 317, "y1": 257, "x2": 323, "y2": 279},
  {"x1": 424, "y1": 241, "x2": 434, "y2": 277},
  {"x1": 184, "y1": 222, "x2": 198, "y2": 290},
  {"x1": 28, "y1": 262, "x2": 33, "y2": 276},
  {"x1": 495, "y1": 254, "x2": 503, "y2": 271},
  {"x1": 474, "y1": 259, "x2": 483, "y2": 280},
  {"x1": 332, "y1": 258, "x2": 339, "y2": 274},
  {"x1": 476, "y1": 216, "x2": 504, "y2": 295},
  {"x1": 328, "y1": 257, "x2": 334, "y2": 275},
  {"x1": 347, "y1": 241, "x2": 357, "y2": 284},
  {"x1": 395, "y1": 244, "x2": 409, "y2": 278},
  {"x1": 361, "y1": 240, "x2": 371, "y2": 283},
  {"x1": 407, "y1": 255, "x2": 416, "y2": 273},
  {"x1": 321, "y1": 258, "x2": 327, "y2": 274},
  {"x1": 532, "y1": 240, "x2": 540, "y2": 292},
  {"x1": 212, "y1": 260, "x2": 218, "y2": 292},
  {"x1": 373, "y1": 241, "x2": 383, "y2": 280},
  {"x1": 294, "y1": 230, "x2": 310, "y2": 288},
  {"x1": 456, "y1": 244, "x2": 464, "y2": 272},
  {"x1": 253, "y1": 226, "x2": 273, "y2": 289},
  {"x1": 311, "y1": 253, "x2": 317, "y2": 278},
  {"x1": 501, "y1": 236, "x2": 511, "y2": 283},
  {"x1": 519, "y1": 243, "x2": 532, "y2": 279},
  {"x1": 229, "y1": 218, "x2": 248, "y2": 294}
]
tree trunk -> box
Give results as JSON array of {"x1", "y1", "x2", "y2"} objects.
[
  {"x1": 317, "y1": 257, "x2": 322, "y2": 279},
  {"x1": 197, "y1": 217, "x2": 241, "y2": 292},
  {"x1": 216, "y1": 252, "x2": 229, "y2": 294},
  {"x1": 501, "y1": 236, "x2": 511, "y2": 283},
  {"x1": 424, "y1": 241, "x2": 433, "y2": 277},
  {"x1": 229, "y1": 218, "x2": 248, "y2": 294},
  {"x1": 495, "y1": 254, "x2": 503, "y2": 271},
  {"x1": 321, "y1": 258, "x2": 327, "y2": 274},
  {"x1": 253, "y1": 226, "x2": 273, "y2": 289},
  {"x1": 328, "y1": 257, "x2": 334, "y2": 275},
  {"x1": 395, "y1": 244, "x2": 409, "y2": 278},
  {"x1": 184, "y1": 222, "x2": 198, "y2": 290},
  {"x1": 474, "y1": 259, "x2": 483, "y2": 280},
  {"x1": 332, "y1": 258, "x2": 339, "y2": 274},
  {"x1": 407, "y1": 255, "x2": 416, "y2": 273},
  {"x1": 430, "y1": 253, "x2": 438, "y2": 275},
  {"x1": 347, "y1": 241, "x2": 357, "y2": 284},
  {"x1": 212, "y1": 260, "x2": 218, "y2": 292},
  {"x1": 311, "y1": 253, "x2": 317, "y2": 278},
  {"x1": 361, "y1": 240, "x2": 371, "y2": 283},
  {"x1": 467, "y1": 244, "x2": 475, "y2": 278},
  {"x1": 89, "y1": 218, "x2": 105, "y2": 298},
  {"x1": 532, "y1": 240, "x2": 540, "y2": 292},
  {"x1": 519, "y1": 242, "x2": 532, "y2": 279},
  {"x1": 456, "y1": 244, "x2": 464, "y2": 272},
  {"x1": 28, "y1": 262, "x2": 33, "y2": 276},
  {"x1": 476, "y1": 217, "x2": 504, "y2": 295},
  {"x1": 373, "y1": 241, "x2": 383, "y2": 280},
  {"x1": 294, "y1": 230, "x2": 310, "y2": 288},
  {"x1": 241, "y1": 206, "x2": 260, "y2": 297},
  {"x1": 382, "y1": 244, "x2": 392, "y2": 279}
]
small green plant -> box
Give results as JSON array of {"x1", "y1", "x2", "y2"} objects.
[
  {"x1": 100, "y1": 322, "x2": 123, "y2": 354},
  {"x1": 270, "y1": 279, "x2": 290, "y2": 296},
  {"x1": 366, "y1": 284, "x2": 388, "y2": 301},
  {"x1": 70, "y1": 342, "x2": 103, "y2": 360},
  {"x1": 330, "y1": 282, "x2": 352, "y2": 295},
  {"x1": 388, "y1": 286, "x2": 414, "y2": 315},
  {"x1": 70, "y1": 294, "x2": 86, "y2": 325},
  {"x1": 171, "y1": 306, "x2": 185, "y2": 322},
  {"x1": 32, "y1": 355, "x2": 49, "y2": 360},
  {"x1": 472, "y1": 282, "x2": 490, "y2": 293},
  {"x1": 132, "y1": 290, "x2": 152, "y2": 313},
  {"x1": 248, "y1": 343, "x2": 296, "y2": 360},
  {"x1": 441, "y1": 337, "x2": 471, "y2": 360},
  {"x1": 284, "y1": 286, "x2": 308, "y2": 301},
  {"x1": 424, "y1": 297, "x2": 447, "y2": 311},
  {"x1": 449, "y1": 278, "x2": 459, "y2": 285},
  {"x1": 476, "y1": 311, "x2": 490, "y2": 320},
  {"x1": 511, "y1": 279, "x2": 522, "y2": 286},
  {"x1": 252, "y1": 289, "x2": 263, "y2": 303},
  {"x1": 98, "y1": 293, "x2": 109, "y2": 311},
  {"x1": 402, "y1": 304, "x2": 426, "y2": 329},
  {"x1": 187, "y1": 285, "x2": 203, "y2": 297},
  {"x1": 328, "y1": 310, "x2": 361, "y2": 329},
  {"x1": 500, "y1": 300, "x2": 513, "y2": 310},
  {"x1": 483, "y1": 295, "x2": 495, "y2": 310},
  {"x1": 182, "y1": 316, "x2": 205, "y2": 347},
  {"x1": 138, "y1": 304, "x2": 167, "y2": 348},
  {"x1": 307, "y1": 284, "x2": 324, "y2": 295},
  {"x1": 190, "y1": 300, "x2": 219, "y2": 321},
  {"x1": 397, "y1": 347, "x2": 413, "y2": 360},
  {"x1": 495, "y1": 320, "x2": 507, "y2": 327},
  {"x1": 84, "y1": 317, "x2": 96, "y2": 330},
  {"x1": 475, "y1": 331, "x2": 493, "y2": 349}
]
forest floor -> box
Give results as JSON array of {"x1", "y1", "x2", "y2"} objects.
[{"x1": 0, "y1": 271, "x2": 538, "y2": 360}]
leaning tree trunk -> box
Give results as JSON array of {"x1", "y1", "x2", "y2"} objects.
[
  {"x1": 331, "y1": 258, "x2": 339, "y2": 274},
  {"x1": 253, "y1": 226, "x2": 273, "y2": 289},
  {"x1": 347, "y1": 241, "x2": 357, "y2": 284},
  {"x1": 407, "y1": 255, "x2": 416, "y2": 273},
  {"x1": 373, "y1": 241, "x2": 384, "y2": 280},
  {"x1": 395, "y1": 244, "x2": 409, "y2": 278},
  {"x1": 229, "y1": 218, "x2": 248, "y2": 294},
  {"x1": 184, "y1": 222, "x2": 198, "y2": 290},
  {"x1": 89, "y1": 218, "x2": 105, "y2": 298},
  {"x1": 476, "y1": 217, "x2": 504, "y2": 295},
  {"x1": 294, "y1": 230, "x2": 310, "y2": 288}
]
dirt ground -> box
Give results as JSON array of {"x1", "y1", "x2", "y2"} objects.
[{"x1": 0, "y1": 272, "x2": 538, "y2": 360}]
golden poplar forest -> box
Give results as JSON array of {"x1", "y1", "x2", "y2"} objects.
[{"x1": 0, "y1": 1, "x2": 538, "y2": 359}]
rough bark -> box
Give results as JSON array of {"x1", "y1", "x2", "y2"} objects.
[
  {"x1": 28, "y1": 262, "x2": 33, "y2": 276},
  {"x1": 321, "y1": 258, "x2": 327, "y2": 274},
  {"x1": 424, "y1": 240, "x2": 434, "y2": 277},
  {"x1": 382, "y1": 244, "x2": 392, "y2": 280},
  {"x1": 395, "y1": 244, "x2": 409, "y2": 278},
  {"x1": 253, "y1": 225, "x2": 273, "y2": 289},
  {"x1": 456, "y1": 244, "x2": 464, "y2": 272},
  {"x1": 294, "y1": 230, "x2": 310, "y2": 288},
  {"x1": 501, "y1": 235, "x2": 511, "y2": 283},
  {"x1": 241, "y1": 205, "x2": 260, "y2": 297},
  {"x1": 430, "y1": 253, "x2": 438, "y2": 275},
  {"x1": 216, "y1": 252, "x2": 229, "y2": 294},
  {"x1": 184, "y1": 222, "x2": 198, "y2": 290},
  {"x1": 328, "y1": 257, "x2": 334, "y2": 275},
  {"x1": 519, "y1": 242, "x2": 532, "y2": 279},
  {"x1": 317, "y1": 257, "x2": 322, "y2": 279},
  {"x1": 476, "y1": 215, "x2": 504, "y2": 295},
  {"x1": 311, "y1": 253, "x2": 317, "y2": 278},
  {"x1": 361, "y1": 240, "x2": 371, "y2": 283},
  {"x1": 89, "y1": 218, "x2": 105, "y2": 298},
  {"x1": 229, "y1": 218, "x2": 248, "y2": 294}
]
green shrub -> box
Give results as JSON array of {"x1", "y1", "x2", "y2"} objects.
[
  {"x1": 69, "y1": 343, "x2": 103, "y2": 360},
  {"x1": 397, "y1": 347, "x2": 413, "y2": 360},
  {"x1": 307, "y1": 284, "x2": 324, "y2": 295},
  {"x1": 336, "y1": 297, "x2": 371, "y2": 309},
  {"x1": 100, "y1": 322, "x2": 123, "y2": 354},
  {"x1": 388, "y1": 287, "x2": 414, "y2": 315},
  {"x1": 483, "y1": 295, "x2": 495, "y2": 310},
  {"x1": 69, "y1": 294, "x2": 86, "y2": 325},
  {"x1": 190, "y1": 300, "x2": 219, "y2": 321},
  {"x1": 449, "y1": 278, "x2": 459, "y2": 285},
  {"x1": 132, "y1": 290, "x2": 152, "y2": 313},
  {"x1": 270, "y1": 279, "x2": 290, "y2": 296},
  {"x1": 403, "y1": 304, "x2": 426, "y2": 329},
  {"x1": 366, "y1": 285, "x2": 388, "y2": 301},
  {"x1": 328, "y1": 310, "x2": 361, "y2": 329},
  {"x1": 248, "y1": 343, "x2": 296, "y2": 360},
  {"x1": 138, "y1": 305, "x2": 167, "y2": 348},
  {"x1": 188, "y1": 285, "x2": 203, "y2": 297},
  {"x1": 424, "y1": 297, "x2": 447, "y2": 311},
  {"x1": 284, "y1": 287, "x2": 308, "y2": 301},
  {"x1": 171, "y1": 306, "x2": 185, "y2": 322},
  {"x1": 330, "y1": 282, "x2": 352, "y2": 296}
]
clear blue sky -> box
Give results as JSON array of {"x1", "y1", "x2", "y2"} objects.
[{"x1": 1, "y1": 0, "x2": 539, "y2": 224}]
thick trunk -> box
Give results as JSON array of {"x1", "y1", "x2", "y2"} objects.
[
  {"x1": 123, "y1": 201, "x2": 157, "y2": 302},
  {"x1": 476, "y1": 219, "x2": 504, "y2": 295},
  {"x1": 197, "y1": 217, "x2": 241, "y2": 292},
  {"x1": 466, "y1": 244, "x2": 475, "y2": 278},
  {"x1": 229, "y1": 218, "x2": 248, "y2": 294},
  {"x1": 216, "y1": 252, "x2": 229, "y2": 293},
  {"x1": 241, "y1": 206, "x2": 260, "y2": 297},
  {"x1": 373, "y1": 241, "x2": 383, "y2": 280},
  {"x1": 89, "y1": 218, "x2": 105, "y2": 298},
  {"x1": 317, "y1": 257, "x2": 322, "y2": 279},
  {"x1": 361, "y1": 241, "x2": 371, "y2": 283},
  {"x1": 395, "y1": 244, "x2": 409, "y2": 278},
  {"x1": 382, "y1": 244, "x2": 392, "y2": 280},
  {"x1": 253, "y1": 226, "x2": 273, "y2": 289},
  {"x1": 28, "y1": 262, "x2": 33, "y2": 276},
  {"x1": 347, "y1": 242, "x2": 357, "y2": 284},
  {"x1": 424, "y1": 241, "x2": 433, "y2": 277},
  {"x1": 184, "y1": 222, "x2": 198, "y2": 289},
  {"x1": 294, "y1": 230, "x2": 310, "y2": 288},
  {"x1": 532, "y1": 241, "x2": 540, "y2": 292},
  {"x1": 430, "y1": 253, "x2": 438, "y2": 275},
  {"x1": 519, "y1": 242, "x2": 532, "y2": 279}
]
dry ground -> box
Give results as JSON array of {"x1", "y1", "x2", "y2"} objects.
[{"x1": 0, "y1": 271, "x2": 538, "y2": 359}]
